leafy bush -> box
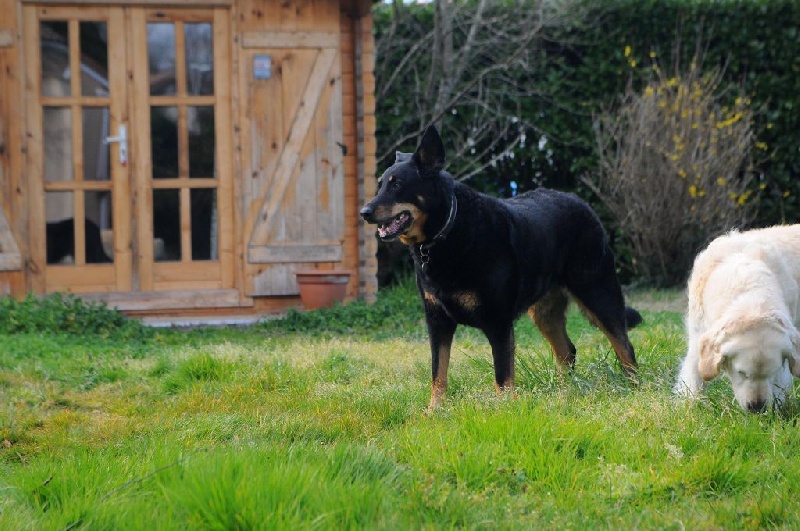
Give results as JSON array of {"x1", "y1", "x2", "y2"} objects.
[
  {"x1": 586, "y1": 56, "x2": 757, "y2": 285},
  {"x1": 0, "y1": 293, "x2": 153, "y2": 342},
  {"x1": 374, "y1": 0, "x2": 800, "y2": 284},
  {"x1": 259, "y1": 276, "x2": 424, "y2": 338}
]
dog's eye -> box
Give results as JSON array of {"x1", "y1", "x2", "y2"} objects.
[{"x1": 737, "y1": 370, "x2": 748, "y2": 378}]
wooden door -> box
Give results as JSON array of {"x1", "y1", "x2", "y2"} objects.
[
  {"x1": 245, "y1": 36, "x2": 345, "y2": 296},
  {"x1": 25, "y1": 6, "x2": 130, "y2": 294},
  {"x1": 25, "y1": 6, "x2": 235, "y2": 305},
  {"x1": 129, "y1": 9, "x2": 234, "y2": 295}
]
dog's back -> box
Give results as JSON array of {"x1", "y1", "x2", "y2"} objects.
[
  {"x1": 688, "y1": 225, "x2": 800, "y2": 328},
  {"x1": 502, "y1": 189, "x2": 612, "y2": 289}
]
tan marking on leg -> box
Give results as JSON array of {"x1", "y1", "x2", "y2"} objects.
[
  {"x1": 529, "y1": 289, "x2": 574, "y2": 370},
  {"x1": 574, "y1": 300, "x2": 638, "y2": 375},
  {"x1": 428, "y1": 343, "x2": 451, "y2": 411}
]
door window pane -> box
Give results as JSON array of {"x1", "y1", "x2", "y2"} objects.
[
  {"x1": 189, "y1": 106, "x2": 215, "y2": 178},
  {"x1": 151, "y1": 106, "x2": 178, "y2": 178},
  {"x1": 85, "y1": 191, "x2": 113, "y2": 263},
  {"x1": 185, "y1": 23, "x2": 213, "y2": 96},
  {"x1": 191, "y1": 188, "x2": 217, "y2": 260},
  {"x1": 83, "y1": 107, "x2": 111, "y2": 181},
  {"x1": 153, "y1": 189, "x2": 180, "y2": 261},
  {"x1": 79, "y1": 21, "x2": 109, "y2": 97},
  {"x1": 45, "y1": 192, "x2": 74, "y2": 264},
  {"x1": 44, "y1": 107, "x2": 73, "y2": 182},
  {"x1": 147, "y1": 23, "x2": 176, "y2": 96},
  {"x1": 41, "y1": 21, "x2": 70, "y2": 97}
]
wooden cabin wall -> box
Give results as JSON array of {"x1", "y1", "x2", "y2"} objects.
[
  {"x1": 236, "y1": 0, "x2": 377, "y2": 306},
  {"x1": 0, "y1": 0, "x2": 26, "y2": 297},
  {"x1": 0, "y1": 0, "x2": 377, "y2": 314},
  {"x1": 343, "y1": 7, "x2": 377, "y2": 302}
]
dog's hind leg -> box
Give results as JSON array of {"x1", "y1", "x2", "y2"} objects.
[
  {"x1": 528, "y1": 288, "x2": 576, "y2": 371},
  {"x1": 569, "y1": 281, "x2": 638, "y2": 376}
]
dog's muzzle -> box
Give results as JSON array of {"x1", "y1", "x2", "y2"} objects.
[
  {"x1": 360, "y1": 204, "x2": 412, "y2": 241},
  {"x1": 376, "y1": 212, "x2": 411, "y2": 240}
]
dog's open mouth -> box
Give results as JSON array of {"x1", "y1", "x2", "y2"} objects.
[{"x1": 377, "y1": 211, "x2": 412, "y2": 240}]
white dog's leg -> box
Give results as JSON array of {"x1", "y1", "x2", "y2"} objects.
[
  {"x1": 772, "y1": 362, "x2": 794, "y2": 406},
  {"x1": 675, "y1": 339, "x2": 706, "y2": 398}
]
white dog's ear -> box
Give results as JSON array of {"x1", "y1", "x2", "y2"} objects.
[
  {"x1": 698, "y1": 330, "x2": 723, "y2": 381},
  {"x1": 787, "y1": 327, "x2": 800, "y2": 378}
]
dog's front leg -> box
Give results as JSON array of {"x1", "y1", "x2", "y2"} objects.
[
  {"x1": 674, "y1": 336, "x2": 706, "y2": 398},
  {"x1": 424, "y1": 300, "x2": 457, "y2": 411},
  {"x1": 486, "y1": 324, "x2": 516, "y2": 395}
]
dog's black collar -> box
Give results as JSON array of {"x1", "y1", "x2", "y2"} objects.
[
  {"x1": 417, "y1": 192, "x2": 457, "y2": 273},
  {"x1": 423, "y1": 192, "x2": 458, "y2": 248}
]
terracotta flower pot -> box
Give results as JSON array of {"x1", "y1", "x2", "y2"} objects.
[{"x1": 295, "y1": 269, "x2": 352, "y2": 310}]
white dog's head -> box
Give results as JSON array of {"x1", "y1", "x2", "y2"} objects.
[{"x1": 698, "y1": 312, "x2": 800, "y2": 412}]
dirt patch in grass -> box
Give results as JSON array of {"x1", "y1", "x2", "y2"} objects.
[{"x1": 625, "y1": 288, "x2": 687, "y2": 314}]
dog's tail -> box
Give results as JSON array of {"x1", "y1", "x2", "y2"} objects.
[{"x1": 625, "y1": 307, "x2": 643, "y2": 329}]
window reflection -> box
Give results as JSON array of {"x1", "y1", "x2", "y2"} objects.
[
  {"x1": 44, "y1": 107, "x2": 73, "y2": 183},
  {"x1": 185, "y1": 23, "x2": 213, "y2": 96},
  {"x1": 189, "y1": 106, "x2": 215, "y2": 178},
  {"x1": 151, "y1": 106, "x2": 178, "y2": 178},
  {"x1": 147, "y1": 23, "x2": 176, "y2": 96},
  {"x1": 153, "y1": 189, "x2": 181, "y2": 261},
  {"x1": 191, "y1": 188, "x2": 217, "y2": 260},
  {"x1": 83, "y1": 107, "x2": 111, "y2": 181},
  {"x1": 45, "y1": 191, "x2": 74, "y2": 264},
  {"x1": 41, "y1": 21, "x2": 70, "y2": 97},
  {"x1": 84, "y1": 191, "x2": 113, "y2": 263},
  {"x1": 79, "y1": 21, "x2": 108, "y2": 97}
]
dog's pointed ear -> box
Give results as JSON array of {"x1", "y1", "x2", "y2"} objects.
[
  {"x1": 698, "y1": 329, "x2": 724, "y2": 381},
  {"x1": 395, "y1": 151, "x2": 412, "y2": 164},
  {"x1": 413, "y1": 125, "x2": 445, "y2": 174}
]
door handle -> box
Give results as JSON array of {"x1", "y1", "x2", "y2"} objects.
[{"x1": 105, "y1": 124, "x2": 128, "y2": 166}]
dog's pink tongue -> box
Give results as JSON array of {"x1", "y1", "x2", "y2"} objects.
[{"x1": 379, "y1": 216, "x2": 402, "y2": 238}]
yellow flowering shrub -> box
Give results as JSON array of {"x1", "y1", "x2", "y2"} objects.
[{"x1": 585, "y1": 56, "x2": 758, "y2": 285}]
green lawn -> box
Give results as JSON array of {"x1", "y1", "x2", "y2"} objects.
[{"x1": 1, "y1": 283, "x2": 798, "y2": 529}]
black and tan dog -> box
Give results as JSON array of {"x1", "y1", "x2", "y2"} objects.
[{"x1": 360, "y1": 126, "x2": 642, "y2": 409}]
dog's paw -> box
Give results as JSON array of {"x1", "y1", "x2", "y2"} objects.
[{"x1": 672, "y1": 380, "x2": 704, "y2": 399}]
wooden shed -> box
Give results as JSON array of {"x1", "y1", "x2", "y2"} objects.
[{"x1": 0, "y1": 0, "x2": 379, "y2": 322}]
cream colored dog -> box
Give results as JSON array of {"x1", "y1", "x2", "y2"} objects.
[{"x1": 675, "y1": 225, "x2": 800, "y2": 412}]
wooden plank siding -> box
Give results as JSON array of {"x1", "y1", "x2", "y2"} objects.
[
  {"x1": 349, "y1": 12, "x2": 377, "y2": 301},
  {"x1": 0, "y1": 0, "x2": 377, "y2": 316},
  {"x1": 0, "y1": 0, "x2": 27, "y2": 296},
  {"x1": 239, "y1": 0, "x2": 350, "y2": 297}
]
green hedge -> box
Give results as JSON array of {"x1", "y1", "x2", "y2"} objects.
[
  {"x1": 374, "y1": 0, "x2": 800, "y2": 281},
  {"x1": 542, "y1": 0, "x2": 800, "y2": 220}
]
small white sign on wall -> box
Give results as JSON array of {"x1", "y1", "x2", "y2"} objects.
[{"x1": 253, "y1": 55, "x2": 272, "y2": 80}]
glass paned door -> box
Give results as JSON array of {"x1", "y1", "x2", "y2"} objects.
[
  {"x1": 27, "y1": 6, "x2": 129, "y2": 294},
  {"x1": 131, "y1": 9, "x2": 232, "y2": 292},
  {"x1": 27, "y1": 6, "x2": 233, "y2": 296}
]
